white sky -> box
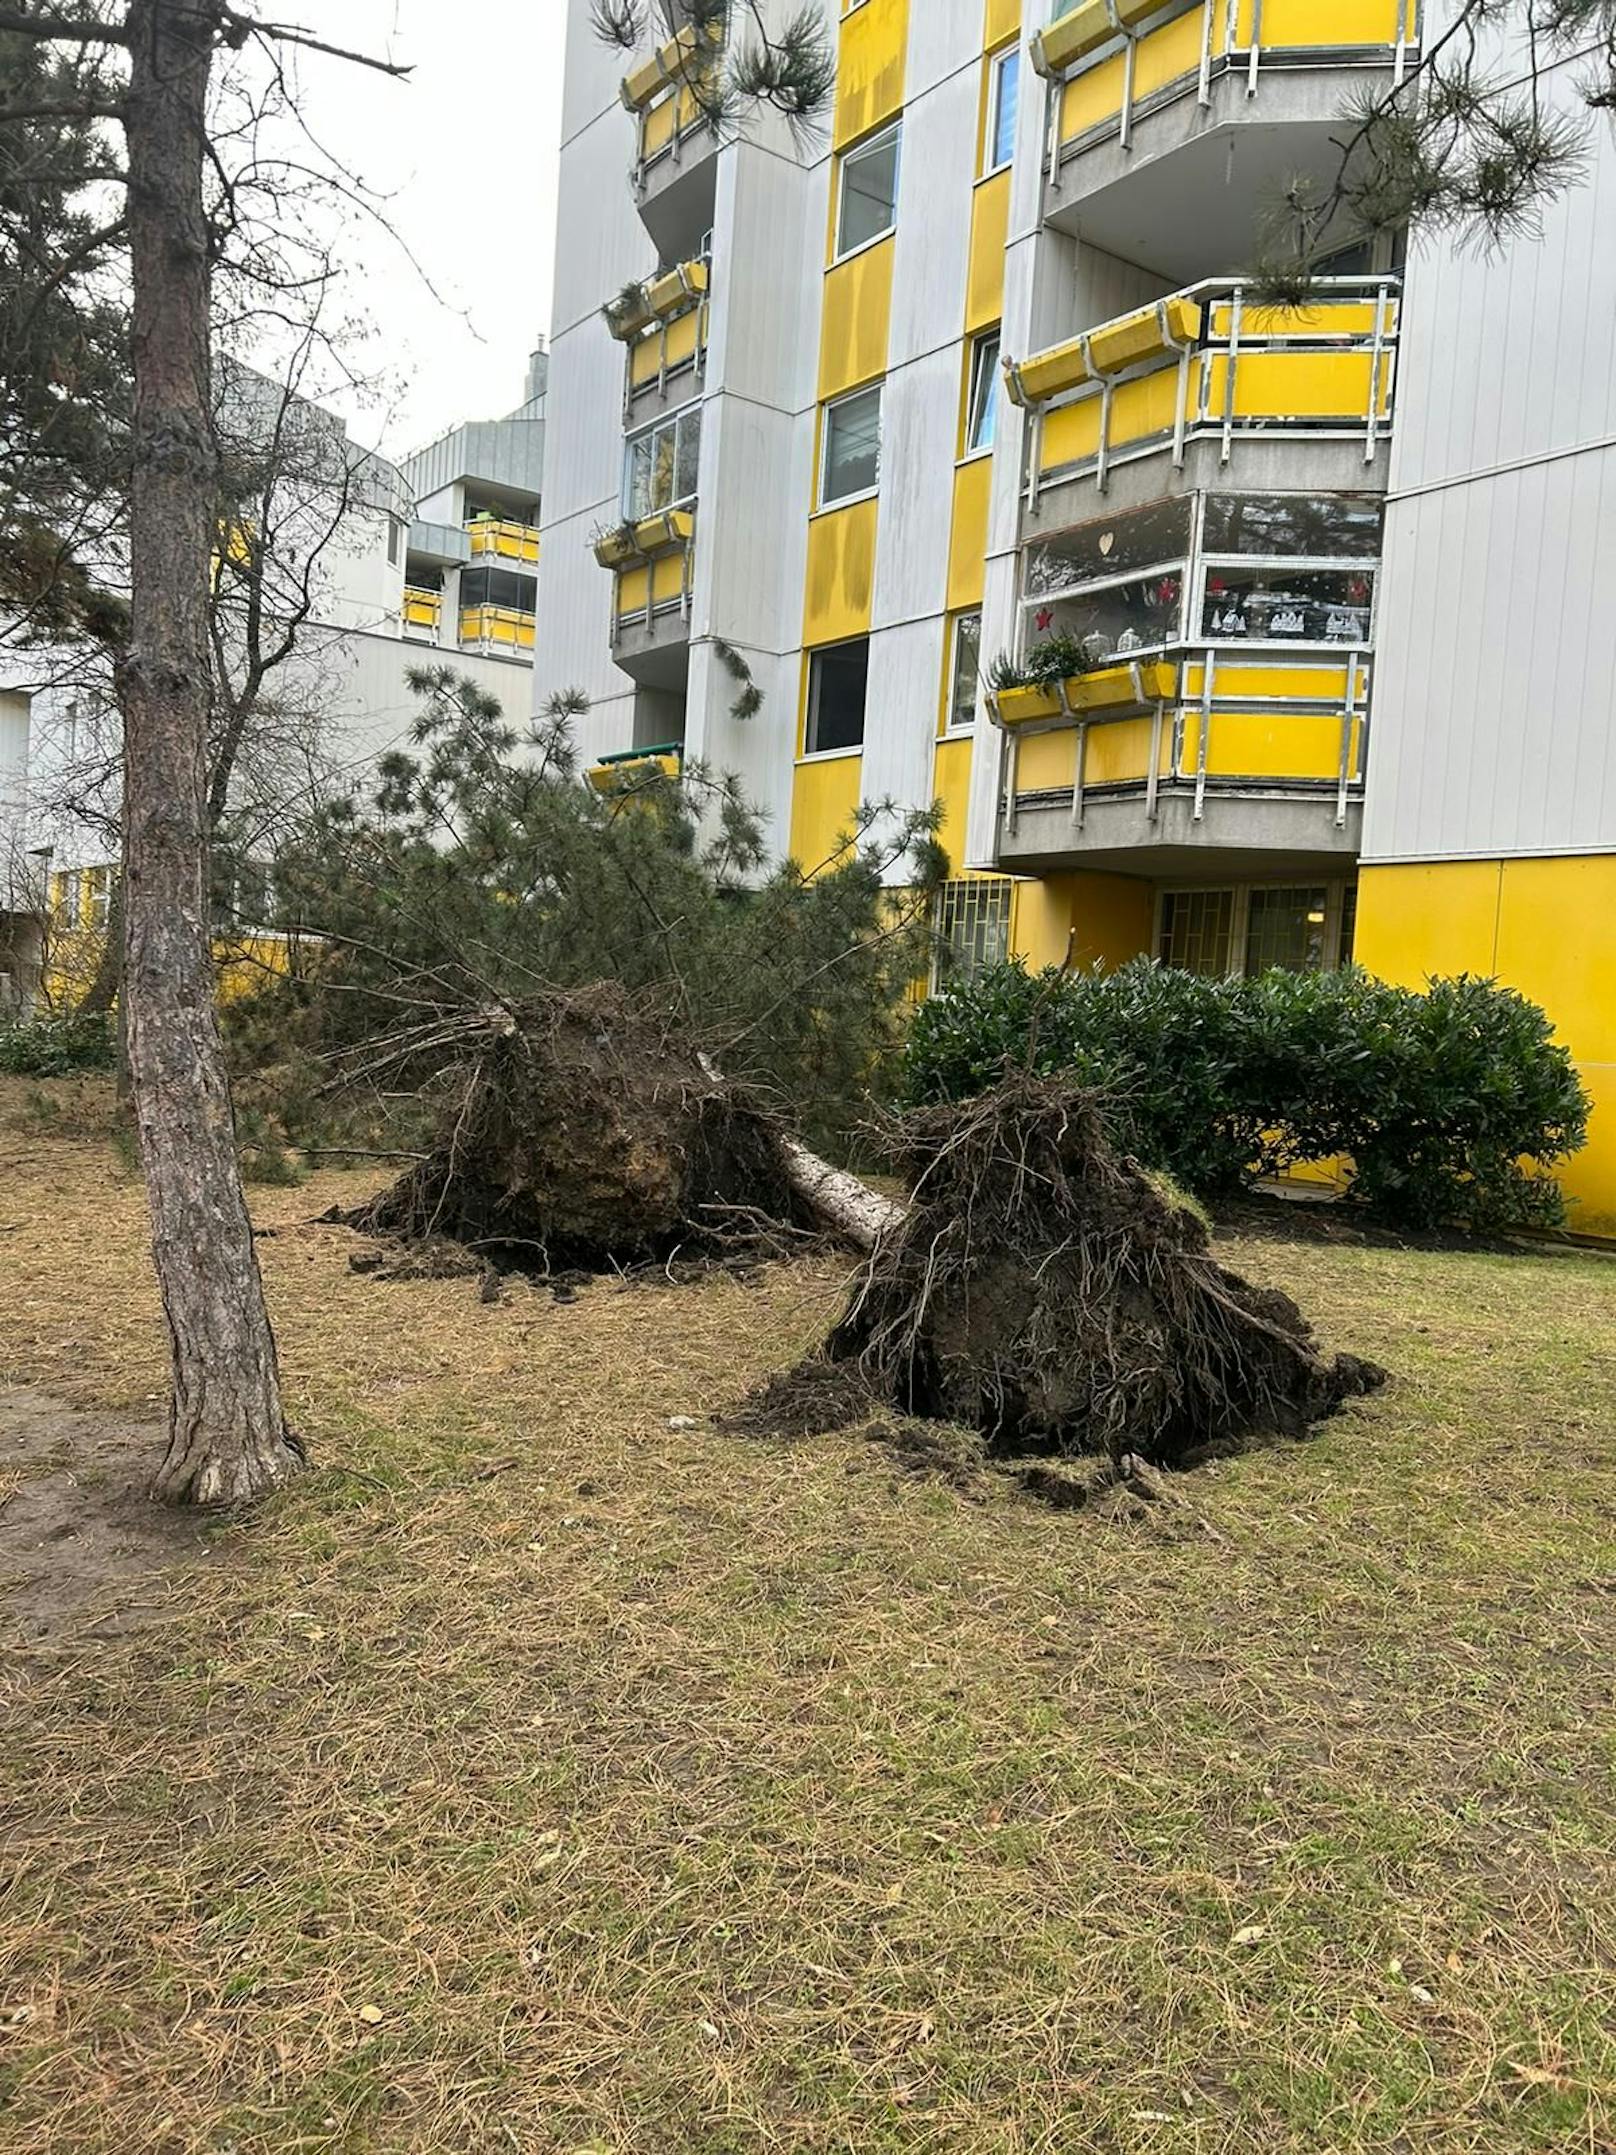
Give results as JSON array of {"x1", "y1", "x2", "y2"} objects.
[{"x1": 263, "y1": 1, "x2": 566, "y2": 462}]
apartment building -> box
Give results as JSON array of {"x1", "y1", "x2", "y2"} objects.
[
  {"x1": 11, "y1": 353, "x2": 546, "y2": 1002},
  {"x1": 533, "y1": 0, "x2": 1616, "y2": 1231}
]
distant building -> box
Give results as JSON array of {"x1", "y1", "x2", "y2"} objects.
[{"x1": 4, "y1": 347, "x2": 547, "y2": 1006}]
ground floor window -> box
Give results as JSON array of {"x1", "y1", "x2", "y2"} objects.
[
  {"x1": 1158, "y1": 880, "x2": 1356, "y2": 978},
  {"x1": 933, "y1": 876, "x2": 1013, "y2": 988}
]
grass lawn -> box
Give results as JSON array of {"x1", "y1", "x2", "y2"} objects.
[{"x1": 2, "y1": 1076, "x2": 1614, "y2": 2153}]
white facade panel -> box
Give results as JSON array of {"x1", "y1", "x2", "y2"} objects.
[
  {"x1": 871, "y1": 345, "x2": 960, "y2": 631},
  {"x1": 885, "y1": 55, "x2": 975, "y2": 369},
  {"x1": 861, "y1": 618, "x2": 944, "y2": 839},
  {"x1": 1366, "y1": 46, "x2": 1616, "y2": 865}
]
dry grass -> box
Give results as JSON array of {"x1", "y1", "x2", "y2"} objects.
[{"x1": 2, "y1": 1075, "x2": 1615, "y2": 2153}]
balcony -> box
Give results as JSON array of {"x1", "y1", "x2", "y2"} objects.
[
  {"x1": 1036, "y1": 0, "x2": 1417, "y2": 158},
  {"x1": 594, "y1": 506, "x2": 696, "y2": 671},
  {"x1": 995, "y1": 647, "x2": 1368, "y2": 872},
  {"x1": 606, "y1": 259, "x2": 711, "y2": 406},
  {"x1": 1006, "y1": 278, "x2": 1399, "y2": 509},
  {"x1": 402, "y1": 585, "x2": 442, "y2": 641},
  {"x1": 621, "y1": 20, "x2": 723, "y2": 252},
  {"x1": 458, "y1": 604, "x2": 535, "y2": 655},
  {"x1": 466, "y1": 518, "x2": 541, "y2": 565},
  {"x1": 1032, "y1": 2, "x2": 1419, "y2": 278},
  {"x1": 586, "y1": 742, "x2": 684, "y2": 795}
]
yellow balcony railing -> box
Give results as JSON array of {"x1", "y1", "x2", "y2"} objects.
[
  {"x1": 999, "y1": 650, "x2": 1370, "y2": 834},
  {"x1": 1038, "y1": 0, "x2": 1419, "y2": 155},
  {"x1": 586, "y1": 743, "x2": 684, "y2": 794},
  {"x1": 595, "y1": 506, "x2": 696, "y2": 638},
  {"x1": 458, "y1": 605, "x2": 535, "y2": 653},
  {"x1": 1010, "y1": 276, "x2": 1399, "y2": 498},
  {"x1": 402, "y1": 586, "x2": 442, "y2": 634},
  {"x1": 466, "y1": 519, "x2": 540, "y2": 564}
]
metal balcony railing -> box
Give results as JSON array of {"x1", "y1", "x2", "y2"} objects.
[
  {"x1": 1006, "y1": 277, "x2": 1399, "y2": 500},
  {"x1": 1035, "y1": 0, "x2": 1419, "y2": 160},
  {"x1": 458, "y1": 605, "x2": 535, "y2": 654},
  {"x1": 995, "y1": 648, "x2": 1369, "y2": 836},
  {"x1": 402, "y1": 586, "x2": 442, "y2": 636},
  {"x1": 466, "y1": 520, "x2": 541, "y2": 565}
]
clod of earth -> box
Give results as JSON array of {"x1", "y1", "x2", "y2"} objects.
[
  {"x1": 345, "y1": 985, "x2": 887, "y2": 1275},
  {"x1": 748, "y1": 1075, "x2": 1386, "y2": 1473}
]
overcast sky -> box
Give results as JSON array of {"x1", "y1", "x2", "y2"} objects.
[{"x1": 265, "y1": 1, "x2": 565, "y2": 461}]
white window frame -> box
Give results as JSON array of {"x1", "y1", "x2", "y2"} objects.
[
  {"x1": 965, "y1": 329, "x2": 1001, "y2": 459},
  {"x1": 833, "y1": 121, "x2": 901, "y2": 263},
  {"x1": 984, "y1": 47, "x2": 1018, "y2": 175},
  {"x1": 819, "y1": 380, "x2": 883, "y2": 509},
  {"x1": 805, "y1": 636, "x2": 871, "y2": 758}
]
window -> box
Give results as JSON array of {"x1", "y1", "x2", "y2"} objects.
[
  {"x1": 985, "y1": 48, "x2": 1018, "y2": 173},
  {"x1": 836, "y1": 123, "x2": 900, "y2": 257},
  {"x1": 1199, "y1": 564, "x2": 1374, "y2": 645},
  {"x1": 386, "y1": 516, "x2": 403, "y2": 567},
  {"x1": 1244, "y1": 887, "x2": 1331, "y2": 975},
  {"x1": 1160, "y1": 889, "x2": 1236, "y2": 977},
  {"x1": 460, "y1": 566, "x2": 537, "y2": 613},
  {"x1": 623, "y1": 404, "x2": 702, "y2": 520},
  {"x1": 947, "y1": 612, "x2": 982, "y2": 731},
  {"x1": 1159, "y1": 883, "x2": 1357, "y2": 978},
  {"x1": 934, "y1": 878, "x2": 1013, "y2": 987},
  {"x1": 84, "y1": 865, "x2": 113, "y2": 933},
  {"x1": 806, "y1": 638, "x2": 869, "y2": 754},
  {"x1": 965, "y1": 330, "x2": 1000, "y2": 455},
  {"x1": 820, "y1": 382, "x2": 882, "y2": 505},
  {"x1": 1025, "y1": 498, "x2": 1194, "y2": 597}
]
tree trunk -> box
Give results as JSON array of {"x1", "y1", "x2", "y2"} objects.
[
  {"x1": 119, "y1": 0, "x2": 304, "y2": 1505},
  {"x1": 776, "y1": 1134, "x2": 906, "y2": 1253}
]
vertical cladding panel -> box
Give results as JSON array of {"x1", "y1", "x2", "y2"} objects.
[
  {"x1": 886, "y1": 61, "x2": 976, "y2": 367},
  {"x1": 871, "y1": 347, "x2": 963, "y2": 629},
  {"x1": 965, "y1": 172, "x2": 1010, "y2": 332},
  {"x1": 984, "y1": 0, "x2": 1022, "y2": 44},
  {"x1": 1368, "y1": 449, "x2": 1616, "y2": 862},
  {"x1": 531, "y1": 507, "x2": 638, "y2": 712},
  {"x1": 861, "y1": 619, "x2": 947, "y2": 843},
  {"x1": 947, "y1": 458, "x2": 992, "y2": 611},
  {"x1": 548, "y1": 109, "x2": 656, "y2": 344},
  {"x1": 905, "y1": 0, "x2": 980, "y2": 100},
  {"x1": 803, "y1": 500, "x2": 879, "y2": 646}
]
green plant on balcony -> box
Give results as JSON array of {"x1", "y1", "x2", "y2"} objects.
[{"x1": 987, "y1": 633, "x2": 1095, "y2": 694}]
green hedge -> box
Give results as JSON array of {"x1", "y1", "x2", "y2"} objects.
[
  {"x1": 903, "y1": 960, "x2": 1591, "y2": 1232},
  {"x1": 0, "y1": 1011, "x2": 116, "y2": 1077}
]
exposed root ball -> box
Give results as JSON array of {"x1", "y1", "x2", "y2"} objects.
[
  {"x1": 352, "y1": 985, "x2": 804, "y2": 1271},
  {"x1": 822, "y1": 1075, "x2": 1384, "y2": 1469}
]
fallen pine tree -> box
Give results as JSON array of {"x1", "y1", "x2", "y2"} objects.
[{"x1": 346, "y1": 993, "x2": 1382, "y2": 1475}]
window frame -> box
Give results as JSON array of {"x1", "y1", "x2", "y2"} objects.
[
  {"x1": 964, "y1": 328, "x2": 1001, "y2": 459},
  {"x1": 818, "y1": 380, "x2": 883, "y2": 509},
  {"x1": 804, "y1": 635, "x2": 871, "y2": 759},
  {"x1": 946, "y1": 610, "x2": 983, "y2": 734},
  {"x1": 1155, "y1": 879, "x2": 1357, "y2": 979},
  {"x1": 833, "y1": 120, "x2": 902, "y2": 263},
  {"x1": 984, "y1": 46, "x2": 1018, "y2": 175},
  {"x1": 621, "y1": 401, "x2": 703, "y2": 522}
]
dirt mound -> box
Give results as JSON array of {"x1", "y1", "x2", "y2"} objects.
[
  {"x1": 351, "y1": 985, "x2": 808, "y2": 1273},
  {"x1": 802, "y1": 1076, "x2": 1384, "y2": 1470}
]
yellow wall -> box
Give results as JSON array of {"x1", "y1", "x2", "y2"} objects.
[
  {"x1": 946, "y1": 458, "x2": 992, "y2": 612},
  {"x1": 803, "y1": 497, "x2": 878, "y2": 647},
  {"x1": 931, "y1": 734, "x2": 975, "y2": 874},
  {"x1": 1012, "y1": 872, "x2": 1156, "y2": 973},
  {"x1": 833, "y1": 0, "x2": 909, "y2": 148},
  {"x1": 818, "y1": 237, "x2": 895, "y2": 400},
  {"x1": 789, "y1": 750, "x2": 865, "y2": 871},
  {"x1": 1356, "y1": 856, "x2": 1616, "y2": 1235},
  {"x1": 965, "y1": 170, "x2": 1009, "y2": 332}
]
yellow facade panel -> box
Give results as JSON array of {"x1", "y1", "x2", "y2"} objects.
[
  {"x1": 946, "y1": 457, "x2": 992, "y2": 613},
  {"x1": 833, "y1": 0, "x2": 908, "y2": 149},
  {"x1": 1356, "y1": 856, "x2": 1616, "y2": 1233},
  {"x1": 804, "y1": 498, "x2": 878, "y2": 646},
  {"x1": 1012, "y1": 872, "x2": 1155, "y2": 972},
  {"x1": 789, "y1": 749, "x2": 865, "y2": 866},
  {"x1": 818, "y1": 236, "x2": 894, "y2": 400},
  {"x1": 614, "y1": 550, "x2": 687, "y2": 620},
  {"x1": 965, "y1": 171, "x2": 1009, "y2": 332},
  {"x1": 931, "y1": 735, "x2": 975, "y2": 873},
  {"x1": 983, "y1": 0, "x2": 1021, "y2": 46},
  {"x1": 1180, "y1": 710, "x2": 1351, "y2": 783}
]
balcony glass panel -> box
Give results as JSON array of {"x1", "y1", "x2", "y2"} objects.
[
  {"x1": 1201, "y1": 492, "x2": 1383, "y2": 557},
  {"x1": 1025, "y1": 498, "x2": 1193, "y2": 597},
  {"x1": 1198, "y1": 564, "x2": 1374, "y2": 646}
]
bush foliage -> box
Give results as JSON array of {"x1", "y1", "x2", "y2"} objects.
[
  {"x1": 903, "y1": 959, "x2": 1591, "y2": 1232},
  {"x1": 0, "y1": 1010, "x2": 115, "y2": 1077}
]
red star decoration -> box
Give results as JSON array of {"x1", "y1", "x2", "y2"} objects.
[{"x1": 1035, "y1": 607, "x2": 1054, "y2": 631}]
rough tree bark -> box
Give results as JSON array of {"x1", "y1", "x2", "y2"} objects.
[{"x1": 118, "y1": 0, "x2": 303, "y2": 1504}]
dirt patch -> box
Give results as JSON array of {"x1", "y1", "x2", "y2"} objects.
[{"x1": 0, "y1": 1387, "x2": 219, "y2": 1658}]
